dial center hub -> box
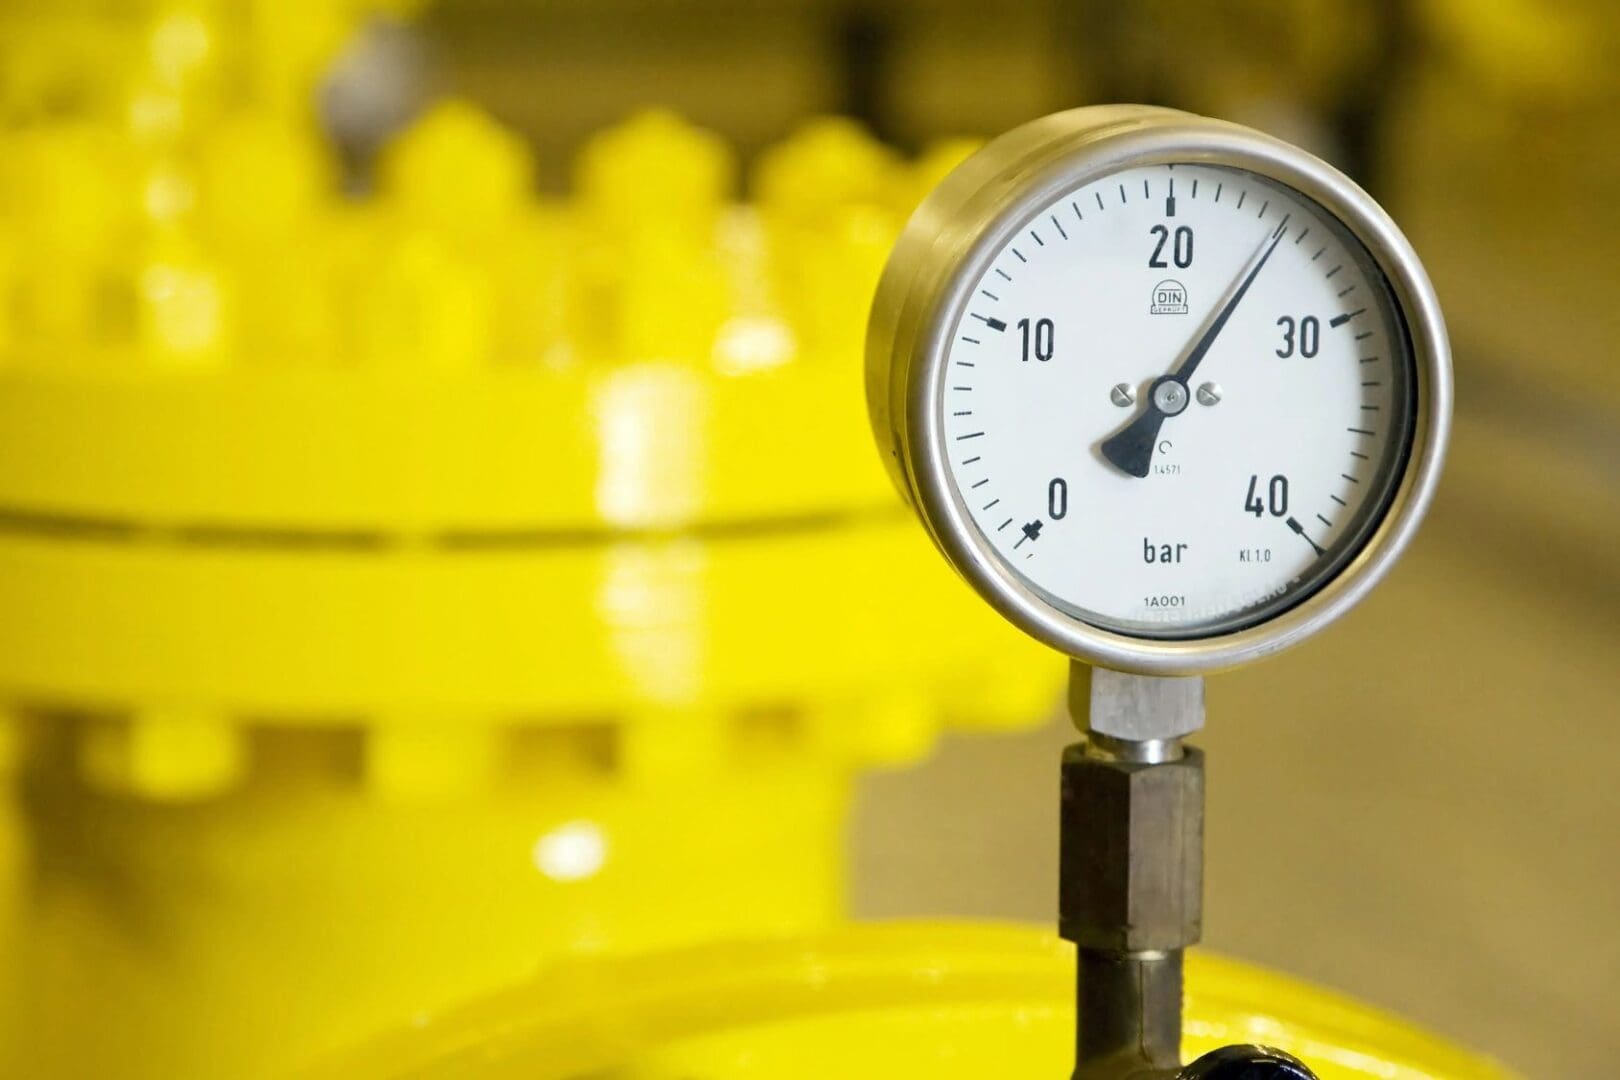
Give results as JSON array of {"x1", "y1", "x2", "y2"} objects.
[{"x1": 1151, "y1": 379, "x2": 1190, "y2": 416}]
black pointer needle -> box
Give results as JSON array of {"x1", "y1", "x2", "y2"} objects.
[{"x1": 1098, "y1": 219, "x2": 1290, "y2": 478}]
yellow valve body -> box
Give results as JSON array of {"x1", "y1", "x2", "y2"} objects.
[
  {"x1": 11, "y1": 740, "x2": 853, "y2": 1078},
  {"x1": 0, "y1": 10, "x2": 1053, "y2": 1075},
  {"x1": 320, "y1": 923, "x2": 1516, "y2": 1080},
  {"x1": 0, "y1": 8, "x2": 1508, "y2": 1079}
]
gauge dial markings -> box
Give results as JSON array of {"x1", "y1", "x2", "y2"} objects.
[{"x1": 938, "y1": 162, "x2": 1415, "y2": 634}]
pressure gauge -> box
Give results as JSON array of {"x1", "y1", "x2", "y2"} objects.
[{"x1": 868, "y1": 106, "x2": 1450, "y2": 674}]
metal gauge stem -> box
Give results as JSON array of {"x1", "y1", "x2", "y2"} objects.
[{"x1": 868, "y1": 106, "x2": 1450, "y2": 675}]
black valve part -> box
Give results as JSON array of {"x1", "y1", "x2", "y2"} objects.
[{"x1": 1178, "y1": 1045, "x2": 1318, "y2": 1080}]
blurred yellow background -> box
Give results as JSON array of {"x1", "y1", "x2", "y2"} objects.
[{"x1": 0, "y1": 1, "x2": 1614, "y2": 1077}]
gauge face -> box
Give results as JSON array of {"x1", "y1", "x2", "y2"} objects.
[{"x1": 939, "y1": 163, "x2": 1415, "y2": 638}]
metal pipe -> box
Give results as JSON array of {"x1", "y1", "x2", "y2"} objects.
[
  {"x1": 1062, "y1": 663, "x2": 1206, "y2": 1080},
  {"x1": 1075, "y1": 948, "x2": 1184, "y2": 1076}
]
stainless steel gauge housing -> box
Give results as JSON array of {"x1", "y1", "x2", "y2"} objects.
[{"x1": 867, "y1": 106, "x2": 1451, "y2": 674}]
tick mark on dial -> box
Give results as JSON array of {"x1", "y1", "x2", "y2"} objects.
[
  {"x1": 1337, "y1": 284, "x2": 1357, "y2": 298},
  {"x1": 983, "y1": 498, "x2": 1000, "y2": 510},
  {"x1": 995, "y1": 268, "x2": 1013, "y2": 281},
  {"x1": 1348, "y1": 427, "x2": 1375, "y2": 436},
  {"x1": 1293, "y1": 227, "x2": 1309, "y2": 245},
  {"x1": 971, "y1": 478, "x2": 989, "y2": 488},
  {"x1": 956, "y1": 431, "x2": 985, "y2": 441},
  {"x1": 1072, "y1": 201, "x2": 1084, "y2": 222},
  {"x1": 1012, "y1": 248, "x2": 1028, "y2": 263},
  {"x1": 1286, "y1": 516, "x2": 1326, "y2": 555},
  {"x1": 1315, "y1": 513, "x2": 1333, "y2": 528},
  {"x1": 961, "y1": 456, "x2": 981, "y2": 465},
  {"x1": 960, "y1": 337, "x2": 980, "y2": 345},
  {"x1": 1354, "y1": 331, "x2": 1373, "y2": 340},
  {"x1": 1311, "y1": 247, "x2": 1325, "y2": 261},
  {"x1": 1118, "y1": 183, "x2": 1127, "y2": 204},
  {"x1": 980, "y1": 288, "x2": 1000, "y2": 301},
  {"x1": 1257, "y1": 199, "x2": 1269, "y2": 218},
  {"x1": 1329, "y1": 308, "x2": 1365, "y2": 327},
  {"x1": 1326, "y1": 264, "x2": 1343, "y2": 278},
  {"x1": 1340, "y1": 473, "x2": 1361, "y2": 484},
  {"x1": 1095, "y1": 191, "x2": 1105, "y2": 211},
  {"x1": 1050, "y1": 214, "x2": 1068, "y2": 239},
  {"x1": 997, "y1": 518, "x2": 1014, "y2": 532},
  {"x1": 1030, "y1": 230, "x2": 1044, "y2": 247},
  {"x1": 974, "y1": 314, "x2": 1007, "y2": 331},
  {"x1": 1330, "y1": 494, "x2": 1347, "y2": 507},
  {"x1": 1237, "y1": 190, "x2": 1247, "y2": 210}
]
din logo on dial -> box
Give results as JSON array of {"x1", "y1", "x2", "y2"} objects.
[{"x1": 868, "y1": 107, "x2": 1451, "y2": 674}]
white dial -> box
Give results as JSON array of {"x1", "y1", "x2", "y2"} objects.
[{"x1": 940, "y1": 163, "x2": 1414, "y2": 637}]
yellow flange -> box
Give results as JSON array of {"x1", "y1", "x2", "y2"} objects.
[
  {"x1": 0, "y1": 9, "x2": 1511, "y2": 1080},
  {"x1": 0, "y1": 10, "x2": 1058, "y2": 1076},
  {"x1": 314, "y1": 922, "x2": 1517, "y2": 1080}
]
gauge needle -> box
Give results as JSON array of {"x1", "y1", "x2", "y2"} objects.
[{"x1": 1098, "y1": 217, "x2": 1290, "y2": 478}]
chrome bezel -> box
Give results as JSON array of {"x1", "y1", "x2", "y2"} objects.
[{"x1": 867, "y1": 106, "x2": 1451, "y2": 675}]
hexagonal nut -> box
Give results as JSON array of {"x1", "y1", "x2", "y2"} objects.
[
  {"x1": 1058, "y1": 744, "x2": 1204, "y2": 952},
  {"x1": 1071, "y1": 664, "x2": 1205, "y2": 742}
]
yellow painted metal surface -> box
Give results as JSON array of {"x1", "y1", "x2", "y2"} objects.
[
  {"x1": 317, "y1": 923, "x2": 1515, "y2": 1079},
  {"x1": 0, "y1": 8, "x2": 1052, "y2": 1076},
  {"x1": 16, "y1": 736, "x2": 853, "y2": 1077},
  {"x1": 0, "y1": 5, "x2": 1529, "y2": 1078}
]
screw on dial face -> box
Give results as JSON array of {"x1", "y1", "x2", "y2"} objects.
[{"x1": 942, "y1": 164, "x2": 1415, "y2": 639}]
